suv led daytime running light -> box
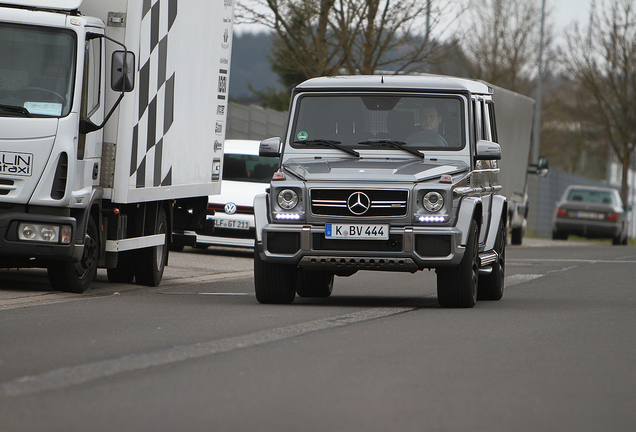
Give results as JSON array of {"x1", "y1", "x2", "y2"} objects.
[
  {"x1": 418, "y1": 215, "x2": 446, "y2": 223},
  {"x1": 275, "y1": 213, "x2": 301, "y2": 220}
]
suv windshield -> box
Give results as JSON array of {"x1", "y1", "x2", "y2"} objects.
[
  {"x1": 0, "y1": 23, "x2": 76, "y2": 118},
  {"x1": 291, "y1": 93, "x2": 465, "y2": 150}
]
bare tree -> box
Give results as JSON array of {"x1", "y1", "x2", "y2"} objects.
[
  {"x1": 564, "y1": 0, "x2": 636, "y2": 203},
  {"x1": 459, "y1": 0, "x2": 553, "y2": 95},
  {"x1": 236, "y1": 0, "x2": 465, "y2": 81}
]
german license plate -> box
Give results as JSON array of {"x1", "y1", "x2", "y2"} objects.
[
  {"x1": 325, "y1": 223, "x2": 389, "y2": 239},
  {"x1": 575, "y1": 211, "x2": 603, "y2": 220},
  {"x1": 215, "y1": 219, "x2": 250, "y2": 230}
]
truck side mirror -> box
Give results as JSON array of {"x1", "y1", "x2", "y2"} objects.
[
  {"x1": 475, "y1": 140, "x2": 501, "y2": 161},
  {"x1": 111, "y1": 51, "x2": 135, "y2": 92},
  {"x1": 528, "y1": 155, "x2": 549, "y2": 176},
  {"x1": 260, "y1": 137, "x2": 282, "y2": 158},
  {"x1": 536, "y1": 155, "x2": 549, "y2": 176}
]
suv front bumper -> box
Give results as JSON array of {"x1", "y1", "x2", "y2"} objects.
[{"x1": 257, "y1": 223, "x2": 465, "y2": 272}]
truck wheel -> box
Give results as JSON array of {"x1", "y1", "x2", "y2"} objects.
[
  {"x1": 254, "y1": 247, "x2": 297, "y2": 304},
  {"x1": 107, "y1": 251, "x2": 135, "y2": 283},
  {"x1": 296, "y1": 270, "x2": 334, "y2": 298},
  {"x1": 511, "y1": 226, "x2": 523, "y2": 245},
  {"x1": 48, "y1": 215, "x2": 99, "y2": 293},
  {"x1": 436, "y1": 219, "x2": 478, "y2": 308},
  {"x1": 134, "y1": 207, "x2": 168, "y2": 287},
  {"x1": 478, "y1": 219, "x2": 505, "y2": 301}
]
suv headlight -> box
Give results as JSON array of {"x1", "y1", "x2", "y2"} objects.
[
  {"x1": 277, "y1": 189, "x2": 299, "y2": 210},
  {"x1": 423, "y1": 191, "x2": 444, "y2": 212}
]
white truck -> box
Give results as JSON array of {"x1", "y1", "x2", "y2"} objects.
[
  {"x1": 0, "y1": 0, "x2": 233, "y2": 292},
  {"x1": 490, "y1": 84, "x2": 548, "y2": 245}
]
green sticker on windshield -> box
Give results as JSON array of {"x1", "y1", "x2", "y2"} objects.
[{"x1": 297, "y1": 131, "x2": 308, "y2": 141}]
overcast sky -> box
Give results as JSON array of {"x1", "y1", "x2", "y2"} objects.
[{"x1": 234, "y1": 0, "x2": 607, "y2": 38}]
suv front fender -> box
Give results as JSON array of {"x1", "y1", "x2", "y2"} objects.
[
  {"x1": 456, "y1": 197, "x2": 482, "y2": 246},
  {"x1": 253, "y1": 193, "x2": 269, "y2": 243},
  {"x1": 484, "y1": 194, "x2": 507, "y2": 251}
]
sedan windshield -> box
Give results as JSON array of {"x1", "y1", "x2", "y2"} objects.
[
  {"x1": 291, "y1": 94, "x2": 465, "y2": 151},
  {"x1": 566, "y1": 189, "x2": 617, "y2": 205},
  {"x1": 0, "y1": 23, "x2": 76, "y2": 118}
]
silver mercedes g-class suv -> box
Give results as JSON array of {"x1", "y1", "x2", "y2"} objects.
[{"x1": 253, "y1": 75, "x2": 507, "y2": 308}]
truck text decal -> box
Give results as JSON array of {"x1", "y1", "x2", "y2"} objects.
[{"x1": 0, "y1": 152, "x2": 32, "y2": 176}]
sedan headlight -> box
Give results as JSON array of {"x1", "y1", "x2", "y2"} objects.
[
  {"x1": 277, "y1": 189, "x2": 299, "y2": 210},
  {"x1": 423, "y1": 191, "x2": 444, "y2": 212}
]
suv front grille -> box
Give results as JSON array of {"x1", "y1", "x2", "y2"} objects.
[{"x1": 310, "y1": 189, "x2": 408, "y2": 217}]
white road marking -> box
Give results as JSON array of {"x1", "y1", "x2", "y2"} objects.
[{"x1": 0, "y1": 307, "x2": 415, "y2": 397}]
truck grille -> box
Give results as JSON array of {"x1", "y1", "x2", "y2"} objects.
[
  {"x1": 0, "y1": 178, "x2": 13, "y2": 195},
  {"x1": 310, "y1": 189, "x2": 408, "y2": 217}
]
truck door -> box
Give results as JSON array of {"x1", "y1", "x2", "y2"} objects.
[{"x1": 77, "y1": 34, "x2": 105, "y2": 188}]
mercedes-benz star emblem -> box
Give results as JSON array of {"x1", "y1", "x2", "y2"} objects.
[
  {"x1": 347, "y1": 192, "x2": 370, "y2": 215},
  {"x1": 224, "y1": 202, "x2": 237, "y2": 215}
]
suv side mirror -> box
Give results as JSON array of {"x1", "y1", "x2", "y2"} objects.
[
  {"x1": 475, "y1": 140, "x2": 501, "y2": 161},
  {"x1": 260, "y1": 137, "x2": 282, "y2": 158}
]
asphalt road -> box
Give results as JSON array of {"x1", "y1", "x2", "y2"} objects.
[{"x1": 1, "y1": 239, "x2": 635, "y2": 432}]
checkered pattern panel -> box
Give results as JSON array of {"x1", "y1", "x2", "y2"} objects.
[{"x1": 131, "y1": 0, "x2": 178, "y2": 188}]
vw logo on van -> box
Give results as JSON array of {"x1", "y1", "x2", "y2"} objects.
[
  {"x1": 224, "y1": 202, "x2": 237, "y2": 214},
  {"x1": 347, "y1": 192, "x2": 370, "y2": 215}
]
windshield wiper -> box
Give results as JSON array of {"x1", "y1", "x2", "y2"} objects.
[
  {"x1": 294, "y1": 139, "x2": 360, "y2": 157},
  {"x1": 0, "y1": 104, "x2": 31, "y2": 117},
  {"x1": 358, "y1": 139, "x2": 424, "y2": 159}
]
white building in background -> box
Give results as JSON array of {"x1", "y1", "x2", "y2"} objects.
[{"x1": 608, "y1": 153, "x2": 636, "y2": 239}]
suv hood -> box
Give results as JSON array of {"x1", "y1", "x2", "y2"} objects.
[{"x1": 283, "y1": 157, "x2": 469, "y2": 182}]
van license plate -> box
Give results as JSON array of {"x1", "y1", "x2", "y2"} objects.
[
  {"x1": 325, "y1": 224, "x2": 389, "y2": 239},
  {"x1": 215, "y1": 219, "x2": 250, "y2": 230}
]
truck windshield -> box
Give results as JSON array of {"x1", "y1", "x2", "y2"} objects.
[
  {"x1": 290, "y1": 94, "x2": 465, "y2": 151},
  {"x1": 0, "y1": 23, "x2": 76, "y2": 118}
]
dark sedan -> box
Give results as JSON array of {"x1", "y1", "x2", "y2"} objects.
[{"x1": 552, "y1": 185, "x2": 631, "y2": 245}]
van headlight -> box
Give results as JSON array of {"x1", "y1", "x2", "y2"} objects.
[{"x1": 423, "y1": 191, "x2": 444, "y2": 212}]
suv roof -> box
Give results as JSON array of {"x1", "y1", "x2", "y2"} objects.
[{"x1": 296, "y1": 75, "x2": 492, "y2": 95}]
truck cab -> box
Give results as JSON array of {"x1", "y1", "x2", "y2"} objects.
[
  {"x1": 254, "y1": 75, "x2": 508, "y2": 308},
  {"x1": 0, "y1": 3, "x2": 109, "y2": 271},
  {"x1": 0, "y1": 0, "x2": 233, "y2": 293}
]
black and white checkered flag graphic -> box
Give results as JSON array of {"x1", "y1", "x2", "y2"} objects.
[{"x1": 130, "y1": 0, "x2": 178, "y2": 188}]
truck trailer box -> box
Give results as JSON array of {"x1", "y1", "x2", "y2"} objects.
[
  {"x1": 489, "y1": 85, "x2": 535, "y2": 244},
  {"x1": 0, "y1": 0, "x2": 233, "y2": 292},
  {"x1": 80, "y1": 0, "x2": 231, "y2": 203}
]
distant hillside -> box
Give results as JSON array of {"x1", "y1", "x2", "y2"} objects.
[{"x1": 229, "y1": 31, "x2": 282, "y2": 102}]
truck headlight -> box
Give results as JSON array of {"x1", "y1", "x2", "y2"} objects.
[
  {"x1": 18, "y1": 223, "x2": 72, "y2": 244},
  {"x1": 423, "y1": 191, "x2": 444, "y2": 212},
  {"x1": 277, "y1": 189, "x2": 299, "y2": 210}
]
